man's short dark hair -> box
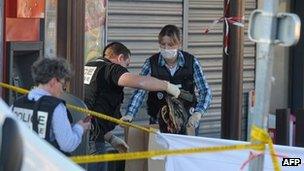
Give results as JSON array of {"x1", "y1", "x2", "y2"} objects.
[
  {"x1": 103, "y1": 42, "x2": 131, "y2": 60},
  {"x1": 31, "y1": 57, "x2": 72, "y2": 85}
]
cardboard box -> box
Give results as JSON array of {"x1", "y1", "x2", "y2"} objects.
[{"x1": 124, "y1": 125, "x2": 165, "y2": 171}]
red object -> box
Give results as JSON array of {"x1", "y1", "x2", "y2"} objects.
[
  {"x1": 17, "y1": 0, "x2": 45, "y2": 18},
  {"x1": 240, "y1": 151, "x2": 288, "y2": 171},
  {"x1": 83, "y1": 116, "x2": 92, "y2": 122},
  {"x1": 202, "y1": 0, "x2": 244, "y2": 55},
  {"x1": 268, "y1": 128, "x2": 276, "y2": 143},
  {"x1": 6, "y1": 0, "x2": 45, "y2": 18},
  {"x1": 6, "y1": 18, "x2": 40, "y2": 41},
  {"x1": 6, "y1": 0, "x2": 17, "y2": 17}
]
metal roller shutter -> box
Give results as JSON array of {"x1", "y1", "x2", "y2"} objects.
[
  {"x1": 188, "y1": 0, "x2": 256, "y2": 138},
  {"x1": 107, "y1": 0, "x2": 183, "y2": 126},
  {"x1": 108, "y1": 0, "x2": 256, "y2": 138}
]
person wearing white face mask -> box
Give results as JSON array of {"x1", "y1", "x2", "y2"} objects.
[
  {"x1": 122, "y1": 24, "x2": 212, "y2": 136},
  {"x1": 160, "y1": 48, "x2": 178, "y2": 59}
]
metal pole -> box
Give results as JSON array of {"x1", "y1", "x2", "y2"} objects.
[
  {"x1": 249, "y1": 0, "x2": 279, "y2": 170},
  {"x1": 0, "y1": 0, "x2": 3, "y2": 97},
  {"x1": 182, "y1": 0, "x2": 189, "y2": 51},
  {"x1": 221, "y1": 0, "x2": 244, "y2": 140},
  {"x1": 57, "y1": 0, "x2": 68, "y2": 59},
  {"x1": 69, "y1": 0, "x2": 85, "y2": 99}
]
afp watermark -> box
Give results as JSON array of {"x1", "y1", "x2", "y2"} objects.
[{"x1": 282, "y1": 158, "x2": 302, "y2": 166}]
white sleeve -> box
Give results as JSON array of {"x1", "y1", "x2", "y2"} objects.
[{"x1": 52, "y1": 103, "x2": 84, "y2": 152}]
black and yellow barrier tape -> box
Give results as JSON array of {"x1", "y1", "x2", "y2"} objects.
[
  {"x1": 71, "y1": 143, "x2": 265, "y2": 164},
  {"x1": 0, "y1": 82, "x2": 156, "y2": 133},
  {"x1": 251, "y1": 126, "x2": 280, "y2": 171},
  {"x1": 0, "y1": 82, "x2": 28, "y2": 94},
  {"x1": 70, "y1": 125, "x2": 280, "y2": 171},
  {"x1": 67, "y1": 104, "x2": 156, "y2": 133},
  {"x1": 0, "y1": 82, "x2": 281, "y2": 170}
]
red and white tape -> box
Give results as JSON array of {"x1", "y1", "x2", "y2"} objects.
[{"x1": 203, "y1": 0, "x2": 244, "y2": 55}]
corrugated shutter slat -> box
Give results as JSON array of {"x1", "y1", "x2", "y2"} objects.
[{"x1": 108, "y1": 0, "x2": 256, "y2": 138}]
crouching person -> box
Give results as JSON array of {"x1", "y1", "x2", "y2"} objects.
[{"x1": 12, "y1": 57, "x2": 91, "y2": 155}]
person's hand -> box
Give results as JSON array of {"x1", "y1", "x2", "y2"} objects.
[
  {"x1": 187, "y1": 112, "x2": 202, "y2": 128},
  {"x1": 109, "y1": 135, "x2": 129, "y2": 153},
  {"x1": 77, "y1": 119, "x2": 91, "y2": 131},
  {"x1": 121, "y1": 114, "x2": 133, "y2": 122},
  {"x1": 166, "y1": 82, "x2": 181, "y2": 98}
]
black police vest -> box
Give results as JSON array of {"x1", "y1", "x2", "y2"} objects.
[
  {"x1": 147, "y1": 51, "x2": 197, "y2": 118},
  {"x1": 12, "y1": 95, "x2": 73, "y2": 155},
  {"x1": 84, "y1": 58, "x2": 124, "y2": 141}
]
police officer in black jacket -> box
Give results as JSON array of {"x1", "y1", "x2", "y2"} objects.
[
  {"x1": 12, "y1": 57, "x2": 91, "y2": 155},
  {"x1": 84, "y1": 42, "x2": 181, "y2": 170}
]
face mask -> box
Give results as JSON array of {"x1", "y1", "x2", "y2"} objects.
[{"x1": 160, "y1": 49, "x2": 178, "y2": 59}]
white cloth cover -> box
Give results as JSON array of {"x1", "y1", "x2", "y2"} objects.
[{"x1": 153, "y1": 133, "x2": 304, "y2": 171}]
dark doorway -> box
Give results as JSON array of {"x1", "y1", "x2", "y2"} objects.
[{"x1": 6, "y1": 41, "x2": 43, "y2": 104}]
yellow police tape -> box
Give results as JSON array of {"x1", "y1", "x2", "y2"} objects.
[
  {"x1": 0, "y1": 82, "x2": 156, "y2": 134},
  {"x1": 0, "y1": 82, "x2": 281, "y2": 170},
  {"x1": 251, "y1": 126, "x2": 281, "y2": 171},
  {"x1": 67, "y1": 104, "x2": 157, "y2": 134},
  {"x1": 71, "y1": 143, "x2": 265, "y2": 163},
  {"x1": 70, "y1": 125, "x2": 280, "y2": 171}
]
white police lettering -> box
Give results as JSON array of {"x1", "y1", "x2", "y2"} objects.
[
  {"x1": 84, "y1": 66, "x2": 97, "y2": 84},
  {"x1": 37, "y1": 111, "x2": 48, "y2": 138},
  {"x1": 13, "y1": 107, "x2": 49, "y2": 138},
  {"x1": 13, "y1": 107, "x2": 33, "y2": 130}
]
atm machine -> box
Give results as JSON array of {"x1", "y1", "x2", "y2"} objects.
[{"x1": 6, "y1": 41, "x2": 43, "y2": 104}]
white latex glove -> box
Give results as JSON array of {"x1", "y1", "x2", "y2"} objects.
[
  {"x1": 121, "y1": 114, "x2": 133, "y2": 122},
  {"x1": 108, "y1": 135, "x2": 129, "y2": 153},
  {"x1": 166, "y1": 82, "x2": 181, "y2": 98},
  {"x1": 187, "y1": 112, "x2": 202, "y2": 128}
]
